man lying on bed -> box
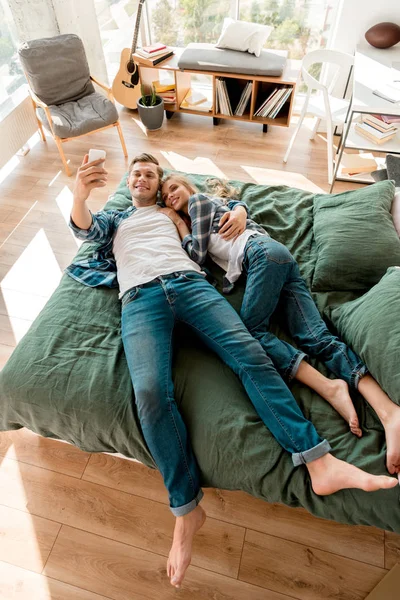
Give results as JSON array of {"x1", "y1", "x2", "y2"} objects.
[{"x1": 68, "y1": 153, "x2": 398, "y2": 590}]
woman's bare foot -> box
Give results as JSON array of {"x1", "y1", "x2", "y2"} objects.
[
  {"x1": 167, "y1": 504, "x2": 206, "y2": 589},
  {"x1": 358, "y1": 375, "x2": 400, "y2": 474},
  {"x1": 383, "y1": 405, "x2": 400, "y2": 474},
  {"x1": 294, "y1": 363, "x2": 361, "y2": 437},
  {"x1": 323, "y1": 379, "x2": 362, "y2": 437},
  {"x1": 307, "y1": 453, "x2": 398, "y2": 495}
]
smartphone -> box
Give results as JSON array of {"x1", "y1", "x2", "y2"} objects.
[{"x1": 88, "y1": 149, "x2": 106, "y2": 165}]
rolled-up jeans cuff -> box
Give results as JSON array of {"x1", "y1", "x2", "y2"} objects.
[
  {"x1": 287, "y1": 351, "x2": 307, "y2": 381},
  {"x1": 292, "y1": 439, "x2": 331, "y2": 467},
  {"x1": 170, "y1": 489, "x2": 204, "y2": 517},
  {"x1": 352, "y1": 363, "x2": 369, "y2": 391}
]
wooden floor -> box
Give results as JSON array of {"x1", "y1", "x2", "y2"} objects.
[{"x1": 0, "y1": 109, "x2": 399, "y2": 599}]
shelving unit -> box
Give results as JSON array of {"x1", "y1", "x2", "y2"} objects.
[
  {"x1": 331, "y1": 42, "x2": 400, "y2": 190},
  {"x1": 137, "y1": 47, "x2": 299, "y2": 131}
]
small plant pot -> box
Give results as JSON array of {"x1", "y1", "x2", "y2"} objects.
[{"x1": 137, "y1": 95, "x2": 165, "y2": 130}]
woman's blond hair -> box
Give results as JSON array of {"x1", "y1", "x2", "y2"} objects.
[
  {"x1": 205, "y1": 178, "x2": 239, "y2": 202},
  {"x1": 161, "y1": 174, "x2": 198, "y2": 196},
  {"x1": 161, "y1": 174, "x2": 240, "y2": 203}
]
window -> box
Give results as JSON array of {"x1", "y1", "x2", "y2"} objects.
[
  {"x1": 149, "y1": 0, "x2": 237, "y2": 48},
  {"x1": 147, "y1": 0, "x2": 338, "y2": 58},
  {"x1": 239, "y1": 0, "x2": 338, "y2": 59},
  {"x1": 0, "y1": 0, "x2": 28, "y2": 122}
]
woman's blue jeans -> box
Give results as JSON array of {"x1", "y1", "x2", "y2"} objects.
[
  {"x1": 121, "y1": 271, "x2": 330, "y2": 517},
  {"x1": 241, "y1": 236, "x2": 367, "y2": 387}
]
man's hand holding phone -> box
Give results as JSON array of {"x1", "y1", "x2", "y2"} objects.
[{"x1": 73, "y1": 151, "x2": 108, "y2": 204}]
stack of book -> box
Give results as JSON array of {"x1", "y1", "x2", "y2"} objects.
[
  {"x1": 215, "y1": 78, "x2": 232, "y2": 116},
  {"x1": 180, "y1": 88, "x2": 212, "y2": 112},
  {"x1": 134, "y1": 43, "x2": 174, "y2": 66},
  {"x1": 234, "y1": 82, "x2": 252, "y2": 116},
  {"x1": 355, "y1": 114, "x2": 398, "y2": 145},
  {"x1": 254, "y1": 86, "x2": 292, "y2": 118},
  {"x1": 153, "y1": 79, "x2": 176, "y2": 104}
]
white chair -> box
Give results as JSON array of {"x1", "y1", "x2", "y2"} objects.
[{"x1": 283, "y1": 49, "x2": 354, "y2": 184}]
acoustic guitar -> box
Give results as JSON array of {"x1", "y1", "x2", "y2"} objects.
[{"x1": 112, "y1": 0, "x2": 146, "y2": 109}]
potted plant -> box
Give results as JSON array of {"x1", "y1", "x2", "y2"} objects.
[{"x1": 137, "y1": 85, "x2": 164, "y2": 130}]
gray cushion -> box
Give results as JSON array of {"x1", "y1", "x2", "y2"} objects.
[
  {"x1": 177, "y1": 43, "x2": 286, "y2": 76},
  {"x1": 37, "y1": 92, "x2": 119, "y2": 138},
  {"x1": 18, "y1": 34, "x2": 94, "y2": 106}
]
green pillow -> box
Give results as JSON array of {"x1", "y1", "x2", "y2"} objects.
[
  {"x1": 312, "y1": 180, "x2": 400, "y2": 291},
  {"x1": 325, "y1": 267, "x2": 400, "y2": 405}
]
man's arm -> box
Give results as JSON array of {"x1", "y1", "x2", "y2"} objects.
[
  {"x1": 71, "y1": 154, "x2": 108, "y2": 230},
  {"x1": 159, "y1": 208, "x2": 190, "y2": 240}
]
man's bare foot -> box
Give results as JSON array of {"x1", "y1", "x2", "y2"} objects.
[
  {"x1": 307, "y1": 453, "x2": 398, "y2": 495},
  {"x1": 167, "y1": 504, "x2": 206, "y2": 589},
  {"x1": 383, "y1": 405, "x2": 400, "y2": 474},
  {"x1": 323, "y1": 379, "x2": 362, "y2": 437}
]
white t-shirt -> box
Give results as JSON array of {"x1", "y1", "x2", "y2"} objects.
[
  {"x1": 112, "y1": 206, "x2": 202, "y2": 298},
  {"x1": 208, "y1": 229, "x2": 261, "y2": 285}
]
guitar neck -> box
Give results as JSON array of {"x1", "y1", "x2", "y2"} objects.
[{"x1": 130, "y1": 1, "x2": 145, "y2": 56}]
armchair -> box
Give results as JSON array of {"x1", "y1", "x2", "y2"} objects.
[{"x1": 18, "y1": 33, "x2": 128, "y2": 176}]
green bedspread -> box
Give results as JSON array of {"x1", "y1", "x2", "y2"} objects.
[{"x1": 1, "y1": 173, "x2": 399, "y2": 532}]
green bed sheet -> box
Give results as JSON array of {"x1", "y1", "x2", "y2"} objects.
[{"x1": 1, "y1": 173, "x2": 399, "y2": 533}]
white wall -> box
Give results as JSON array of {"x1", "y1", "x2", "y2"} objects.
[
  {"x1": 8, "y1": 0, "x2": 59, "y2": 40},
  {"x1": 330, "y1": 0, "x2": 400, "y2": 54},
  {"x1": 8, "y1": 0, "x2": 108, "y2": 83}
]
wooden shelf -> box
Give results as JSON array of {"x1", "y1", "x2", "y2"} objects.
[{"x1": 137, "y1": 49, "x2": 299, "y2": 130}]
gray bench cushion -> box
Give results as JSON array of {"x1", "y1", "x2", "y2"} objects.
[
  {"x1": 18, "y1": 34, "x2": 95, "y2": 106},
  {"x1": 178, "y1": 43, "x2": 287, "y2": 76},
  {"x1": 37, "y1": 92, "x2": 118, "y2": 138}
]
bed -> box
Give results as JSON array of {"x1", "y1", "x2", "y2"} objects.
[{"x1": 1, "y1": 172, "x2": 400, "y2": 533}]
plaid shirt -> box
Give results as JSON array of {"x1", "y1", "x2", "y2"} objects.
[
  {"x1": 65, "y1": 198, "x2": 254, "y2": 289},
  {"x1": 182, "y1": 193, "x2": 266, "y2": 266},
  {"x1": 66, "y1": 205, "x2": 137, "y2": 288}
]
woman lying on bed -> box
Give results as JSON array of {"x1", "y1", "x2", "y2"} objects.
[{"x1": 161, "y1": 175, "x2": 400, "y2": 476}]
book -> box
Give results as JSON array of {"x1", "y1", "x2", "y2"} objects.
[
  {"x1": 254, "y1": 88, "x2": 280, "y2": 117},
  {"x1": 235, "y1": 82, "x2": 252, "y2": 116},
  {"x1": 373, "y1": 84, "x2": 400, "y2": 103},
  {"x1": 355, "y1": 123, "x2": 396, "y2": 145},
  {"x1": 215, "y1": 78, "x2": 232, "y2": 116},
  {"x1": 184, "y1": 90, "x2": 207, "y2": 106},
  {"x1": 356, "y1": 121, "x2": 397, "y2": 140},
  {"x1": 361, "y1": 114, "x2": 396, "y2": 133},
  {"x1": 381, "y1": 114, "x2": 400, "y2": 124},
  {"x1": 363, "y1": 563, "x2": 400, "y2": 600},
  {"x1": 269, "y1": 88, "x2": 292, "y2": 119},
  {"x1": 133, "y1": 50, "x2": 174, "y2": 67},
  {"x1": 140, "y1": 43, "x2": 167, "y2": 54},
  {"x1": 153, "y1": 80, "x2": 176, "y2": 93},
  {"x1": 180, "y1": 90, "x2": 212, "y2": 112},
  {"x1": 136, "y1": 47, "x2": 171, "y2": 59},
  {"x1": 340, "y1": 152, "x2": 378, "y2": 175}
]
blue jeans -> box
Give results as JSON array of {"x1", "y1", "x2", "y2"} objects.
[
  {"x1": 241, "y1": 236, "x2": 367, "y2": 386},
  {"x1": 121, "y1": 271, "x2": 331, "y2": 517}
]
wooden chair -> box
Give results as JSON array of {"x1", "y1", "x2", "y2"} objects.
[{"x1": 18, "y1": 33, "x2": 128, "y2": 176}]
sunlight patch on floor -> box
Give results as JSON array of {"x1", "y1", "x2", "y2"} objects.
[
  {"x1": 241, "y1": 165, "x2": 326, "y2": 193},
  {"x1": 55, "y1": 186, "x2": 83, "y2": 248},
  {"x1": 1, "y1": 229, "x2": 62, "y2": 298},
  {"x1": 161, "y1": 151, "x2": 227, "y2": 178},
  {"x1": 0, "y1": 156, "x2": 20, "y2": 186}
]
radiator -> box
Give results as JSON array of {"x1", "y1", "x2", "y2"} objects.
[{"x1": 0, "y1": 95, "x2": 38, "y2": 170}]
